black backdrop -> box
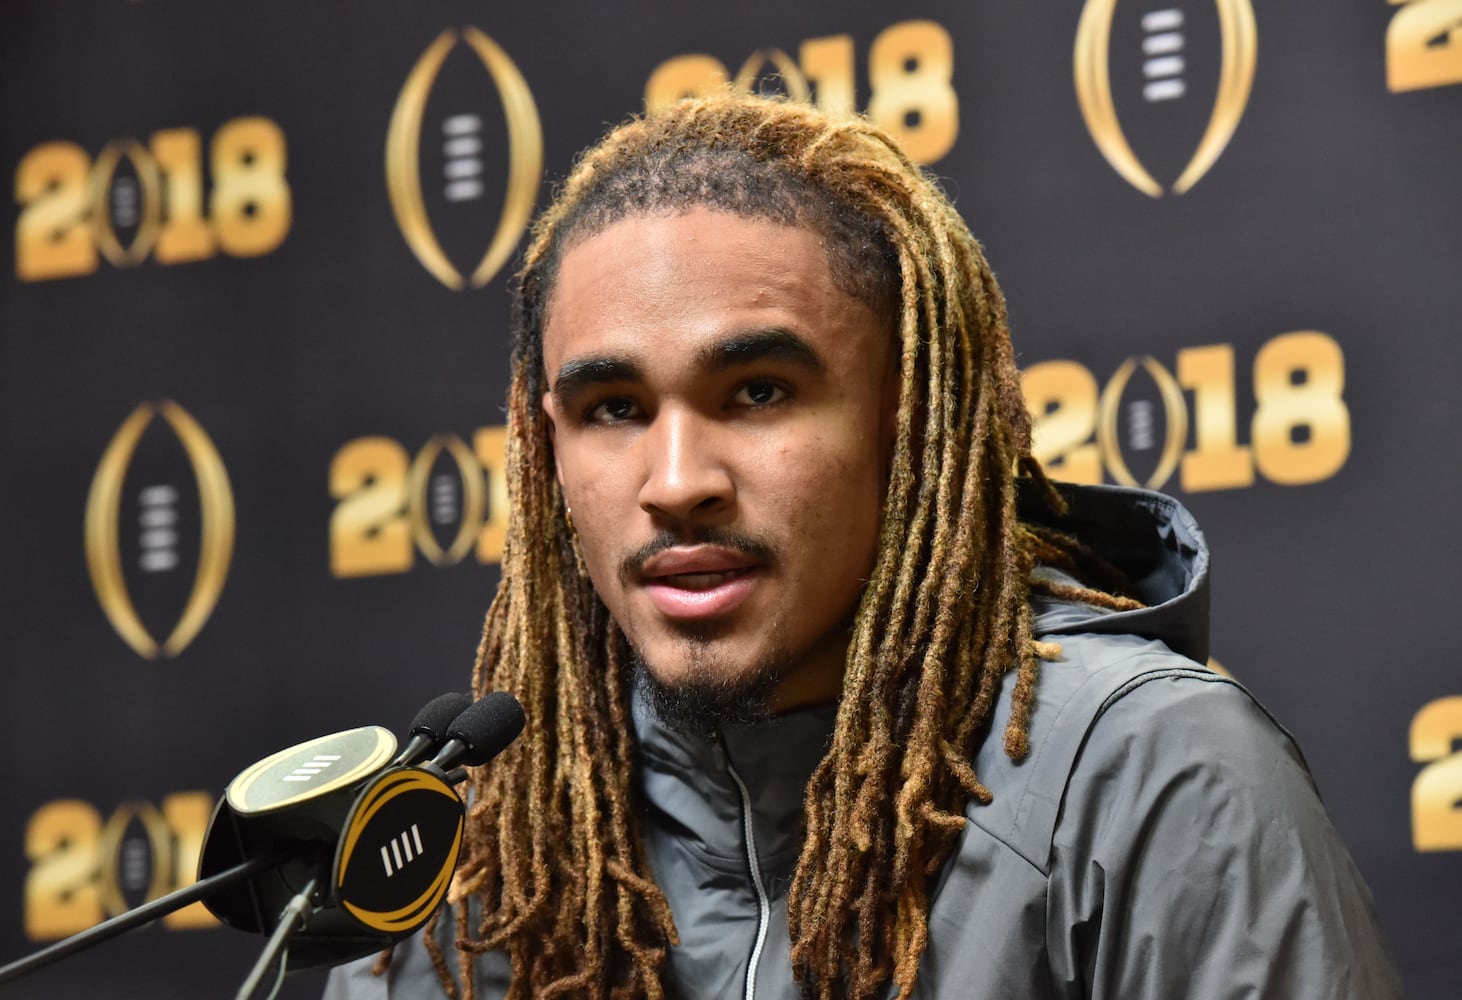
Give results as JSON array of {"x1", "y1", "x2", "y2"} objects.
[{"x1": 2, "y1": 2, "x2": 1459, "y2": 997}]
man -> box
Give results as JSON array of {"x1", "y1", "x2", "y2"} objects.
[{"x1": 327, "y1": 93, "x2": 1400, "y2": 998}]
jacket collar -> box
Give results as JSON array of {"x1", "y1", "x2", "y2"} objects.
[{"x1": 632, "y1": 682, "x2": 836, "y2": 876}]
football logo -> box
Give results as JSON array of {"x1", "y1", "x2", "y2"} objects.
[
  {"x1": 1074, "y1": 0, "x2": 1257, "y2": 196},
  {"x1": 1095, "y1": 355, "x2": 1188, "y2": 489},
  {"x1": 84, "y1": 401, "x2": 234, "y2": 659},
  {"x1": 89, "y1": 139, "x2": 164, "y2": 267},
  {"x1": 386, "y1": 27, "x2": 543, "y2": 290}
]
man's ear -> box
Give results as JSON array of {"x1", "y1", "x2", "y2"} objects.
[{"x1": 542, "y1": 392, "x2": 566, "y2": 489}]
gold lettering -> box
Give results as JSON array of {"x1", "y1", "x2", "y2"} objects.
[
  {"x1": 210, "y1": 116, "x2": 291, "y2": 257},
  {"x1": 24, "y1": 801, "x2": 104, "y2": 940},
  {"x1": 1387, "y1": 0, "x2": 1462, "y2": 92},
  {"x1": 1251, "y1": 331, "x2": 1350, "y2": 485},
  {"x1": 1411, "y1": 696, "x2": 1462, "y2": 851},
  {"x1": 152, "y1": 128, "x2": 217, "y2": 264},
  {"x1": 329, "y1": 437, "x2": 413, "y2": 577},
  {"x1": 1023, "y1": 361, "x2": 1102, "y2": 484},
  {"x1": 799, "y1": 35, "x2": 856, "y2": 117},
  {"x1": 644, "y1": 54, "x2": 730, "y2": 111},
  {"x1": 15, "y1": 143, "x2": 96, "y2": 281},
  {"x1": 1178, "y1": 344, "x2": 1254, "y2": 491},
  {"x1": 866, "y1": 20, "x2": 958, "y2": 164}
]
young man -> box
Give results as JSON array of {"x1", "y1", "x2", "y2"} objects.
[{"x1": 327, "y1": 94, "x2": 1400, "y2": 999}]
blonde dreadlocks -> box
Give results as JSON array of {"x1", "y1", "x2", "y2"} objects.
[{"x1": 437, "y1": 92, "x2": 1132, "y2": 1000}]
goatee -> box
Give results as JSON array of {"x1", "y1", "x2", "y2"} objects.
[{"x1": 632, "y1": 656, "x2": 782, "y2": 734}]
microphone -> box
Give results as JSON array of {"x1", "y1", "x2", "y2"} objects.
[
  {"x1": 0, "y1": 691, "x2": 528, "y2": 990},
  {"x1": 425, "y1": 691, "x2": 527, "y2": 772},
  {"x1": 198, "y1": 691, "x2": 526, "y2": 967},
  {"x1": 392, "y1": 691, "x2": 473, "y2": 766}
]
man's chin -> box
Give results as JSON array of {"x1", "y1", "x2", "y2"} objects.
[{"x1": 632, "y1": 657, "x2": 782, "y2": 734}]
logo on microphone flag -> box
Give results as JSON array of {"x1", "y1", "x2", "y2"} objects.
[
  {"x1": 224, "y1": 727, "x2": 398, "y2": 815},
  {"x1": 335, "y1": 768, "x2": 464, "y2": 934}
]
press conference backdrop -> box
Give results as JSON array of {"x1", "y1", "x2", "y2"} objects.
[{"x1": 2, "y1": 1, "x2": 1458, "y2": 996}]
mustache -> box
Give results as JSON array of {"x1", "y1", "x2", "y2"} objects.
[{"x1": 619, "y1": 527, "x2": 778, "y2": 583}]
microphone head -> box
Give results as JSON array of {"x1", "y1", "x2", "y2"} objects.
[
  {"x1": 445, "y1": 692, "x2": 526, "y2": 767},
  {"x1": 408, "y1": 691, "x2": 473, "y2": 741}
]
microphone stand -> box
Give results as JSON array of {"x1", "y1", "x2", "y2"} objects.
[
  {"x1": 235, "y1": 876, "x2": 319, "y2": 1000},
  {"x1": 0, "y1": 851, "x2": 287, "y2": 986}
]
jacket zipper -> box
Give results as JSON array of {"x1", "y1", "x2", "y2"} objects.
[{"x1": 719, "y1": 737, "x2": 770, "y2": 1000}]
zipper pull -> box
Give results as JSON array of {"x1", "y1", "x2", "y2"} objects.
[{"x1": 709, "y1": 731, "x2": 727, "y2": 771}]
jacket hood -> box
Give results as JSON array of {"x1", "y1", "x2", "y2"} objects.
[{"x1": 1021, "y1": 481, "x2": 1210, "y2": 665}]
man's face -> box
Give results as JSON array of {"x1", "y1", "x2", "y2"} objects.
[{"x1": 541, "y1": 208, "x2": 897, "y2": 719}]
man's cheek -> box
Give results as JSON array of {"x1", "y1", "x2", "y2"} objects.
[{"x1": 581, "y1": 536, "x2": 617, "y2": 584}]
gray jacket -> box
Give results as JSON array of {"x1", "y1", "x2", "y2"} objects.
[{"x1": 326, "y1": 484, "x2": 1402, "y2": 998}]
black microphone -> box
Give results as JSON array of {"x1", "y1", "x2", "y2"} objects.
[
  {"x1": 392, "y1": 691, "x2": 473, "y2": 766},
  {"x1": 426, "y1": 691, "x2": 528, "y2": 772},
  {"x1": 199, "y1": 691, "x2": 526, "y2": 969},
  {"x1": 0, "y1": 691, "x2": 528, "y2": 990}
]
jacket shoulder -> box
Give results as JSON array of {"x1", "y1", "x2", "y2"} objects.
[{"x1": 964, "y1": 631, "x2": 1286, "y2": 874}]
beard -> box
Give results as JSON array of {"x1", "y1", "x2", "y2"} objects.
[
  {"x1": 614, "y1": 526, "x2": 793, "y2": 732},
  {"x1": 630, "y1": 633, "x2": 786, "y2": 734}
]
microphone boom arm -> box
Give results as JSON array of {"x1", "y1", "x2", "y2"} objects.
[{"x1": 0, "y1": 851, "x2": 287, "y2": 987}]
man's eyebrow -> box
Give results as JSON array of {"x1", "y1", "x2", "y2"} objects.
[
  {"x1": 550, "y1": 328, "x2": 823, "y2": 403},
  {"x1": 696, "y1": 328, "x2": 826, "y2": 374},
  {"x1": 551, "y1": 356, "x2": 643, "y2": 402}
]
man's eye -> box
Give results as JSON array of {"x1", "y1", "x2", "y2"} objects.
[
  {"x1": 732, "y1": 380, "x2": 788, "y2": 407},
  {"x1": 587, "y1": 398, "x2": 639, "y2": 423}
]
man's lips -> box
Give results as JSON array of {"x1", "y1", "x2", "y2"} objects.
[
  {"x1": 639, "y1": 546, "x2": 759, "y2": 579},
  {"x1": 637, "y1": 547, "x2": 763, "y2": 619}
]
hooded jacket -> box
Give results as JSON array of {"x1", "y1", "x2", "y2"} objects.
[{"x1": 325, "y1": 484, "x2": 1402, "y2": 999}]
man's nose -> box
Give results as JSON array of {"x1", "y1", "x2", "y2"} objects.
[{"x1": 636, "y1": 407, "x2": 734, "y2": 523}]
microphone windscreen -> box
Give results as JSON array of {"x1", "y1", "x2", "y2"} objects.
[
  {"x1": 446, "y1": 692, "x2": 526, "y2": 766},
  {"x1": 408, "y1": 691, "x2": 473, "y2": 740}
]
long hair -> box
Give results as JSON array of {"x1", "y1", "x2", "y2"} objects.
[{"x1": 436, "y1": 92, "x2": 1120, "y2": 1000}]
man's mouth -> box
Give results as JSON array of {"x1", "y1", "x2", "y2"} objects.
[
  {"x1": 637, "y1": 547, "x2": 763, "y2": 619},
  {"x1": 652, "y1": 567, "x2": 752, "y2": 590}
]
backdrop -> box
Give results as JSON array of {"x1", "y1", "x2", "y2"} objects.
[{"x1": 3, "y1": 2, "x2": 1459, "y2": 997}]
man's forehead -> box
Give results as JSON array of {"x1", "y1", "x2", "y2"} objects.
[{"x1": 540, "y1": 211, "x2": 848, "y2": 357}]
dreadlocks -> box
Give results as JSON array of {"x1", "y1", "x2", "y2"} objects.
[{"x1": 438, "y1": 91, "x2": 1133, "y2": 1000}]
